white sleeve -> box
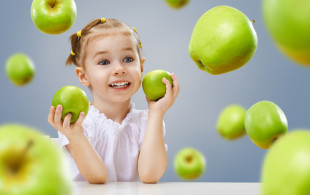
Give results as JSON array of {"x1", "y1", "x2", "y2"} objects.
[
  {"x1": 56, "y1": 118, "x2": 95, "y2": 181},
  {"x1": 57, "y1": 120, "x2": 93, "y2": 153},
  {"x1": 138, "y1": 111, "x2": 168, "y2": 152}
]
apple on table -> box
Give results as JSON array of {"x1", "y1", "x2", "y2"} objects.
[
  {"x1": 5, "y1": 53, "x2": 35, "y2": 87},
  {"x1": 174, "y1": 147, "x2": 206, "y2": 180},
  {"x1": 0, "y1": 124, "x2": 72, "y2": 195},
  {"x1": 31, "y1": 0, "x2": 77, "y2": 34},
  {"x1": 142, "y1": 70, "x2": 173, "y2": 101},
  {"x1": 52, "y1": 85, "x2": 89, "y2": 123},
  {"x1": 188, "y1": 5, "x2": 257, "y2": 75}
]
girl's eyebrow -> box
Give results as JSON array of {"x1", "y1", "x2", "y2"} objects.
[
  {"x1": 93, "y1": 51, "x2": 109, "y2": 58},
  {"x1": 122, "y1": 47, "x2": 134, "y2": 52}
]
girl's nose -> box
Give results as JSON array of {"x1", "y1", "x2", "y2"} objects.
[{"x1": 112, "y1": 63, "x2": 127, "y2": 75}]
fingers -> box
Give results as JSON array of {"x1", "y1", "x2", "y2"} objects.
[
  {"x1": 73, "y1": 112, "x2": 85, "y2": 128},
  {"x1": 63, "y1": 113, "x2": 72, "y2": 129},
  {"x1": 162, "y1": 77, "x2": 172, "y2": 100},
  {"x1": 170, "y1": 73, "x2": 180, "y2": 100},
  {"x1": 54, "y1": 105, "x2": 63, "y2": 129},
  {"x1": 145, "y1": 96, "x2": 151, "y2": 104},
  {"x1": 48, "y1": 106, "x2": 55, "y2": 127}
]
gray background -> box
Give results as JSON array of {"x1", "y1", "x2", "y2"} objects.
[{"x1": 1, "y1": 0, "x2": 309, "y2": 182}]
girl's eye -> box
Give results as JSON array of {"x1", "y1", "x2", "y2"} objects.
[
  {"x1": 99, "y1": 60, "x2": 110, "y2": 65},
  {"x1": 123, "y1": 57, "x2": 134, "y2": 63}
]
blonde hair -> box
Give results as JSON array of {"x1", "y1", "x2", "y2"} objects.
[{"x1": 66, "y1": 18, "x2": 142, "y2": 68}]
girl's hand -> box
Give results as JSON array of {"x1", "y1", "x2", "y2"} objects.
[
  {"x1": 47, "y1": 105, "x2": 85, "y2": 140},
  {"x1": 147, "y1": 73, "x2": 180, "y2": 115}
]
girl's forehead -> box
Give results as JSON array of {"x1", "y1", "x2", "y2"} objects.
[
  {"x1": 85, "y1": 33, "x2": 138, "y2": 53},
  {"x1": 88, "y1": 31, "x2": 136, "y2": 44},
  {"x1": 84, "y1": 32, "x2": 138, "y2": 54}
]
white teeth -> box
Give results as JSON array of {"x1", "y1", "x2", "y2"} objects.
[{"x1": 110, "y1": 82, "x2": 129, "y2": 88}]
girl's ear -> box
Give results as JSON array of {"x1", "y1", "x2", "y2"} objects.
[
  {"x1": 75, "y1": 67, "x2": 90, "y2": 87},
  {"x1": 140, "y1": 57, "x2": 145, "y2": 73}
]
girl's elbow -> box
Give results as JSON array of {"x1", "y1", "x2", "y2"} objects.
[
  {"x1": 87, "y1": 174, "x2": 108, "y2": 184},
  {"x1": 139, "y1": 172, "x2": 161, "y2": 184}
]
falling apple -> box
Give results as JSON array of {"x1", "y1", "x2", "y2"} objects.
[
  {"x1": 261, "y1": 130, "x2": 310, "y2": 195},
  {"x1": 188, "y1": 5, "x2": 257, "y2": 75},
  {"x1": 0, "y1": 124, "x2": 72, "y2": 195},
  {"x1": 5, "y1": 53, "x2": 35, "y2": 87},
  {"x1": 217, "y1": 104, "x2": 246, "y2": 140},
  {"x1": 174, "y1": 147, "x2": 206, "y2": 180},
  {"x1": 52, "y1": 85, "x2": 89, "y2": 123},
  {"x1": 31, "y1": 0, "x2": 77, "y2": 34},
  {"x1": 263, "y1": 0, "x2": 310, "y2": 65},
  {"x1": 244, "y1": 101, "x2": 288, "y2": 149},
  {"x1": 164, "y1": 0, "x2": 190, "y2": 9},
  {"x1": 142, "y1": 70, "x2": 173, "y2": 101}
]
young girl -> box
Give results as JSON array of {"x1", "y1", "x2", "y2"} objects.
[{"x1": 47, "y1": 18, "x2": 180, "y2": 184}]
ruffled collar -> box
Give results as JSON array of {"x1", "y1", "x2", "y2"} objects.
[{"x1": 89, "y1": 102, "x2": 136, "y2": 129}]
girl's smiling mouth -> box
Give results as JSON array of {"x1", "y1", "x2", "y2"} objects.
[{"x1": 109, "y1": 81, "x2": 131, "y2": 89}]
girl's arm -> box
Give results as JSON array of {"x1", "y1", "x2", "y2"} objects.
[
  {"x1": 138, "y1": 73, "x2": 180, "y2": 183},
  {"x1": 48, "y1": 105, "x2": 108, "y2": 184}
]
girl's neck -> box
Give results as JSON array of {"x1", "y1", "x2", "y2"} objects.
[{"x1": 91, "y1": 98, "x2": 132, "y2": 124}]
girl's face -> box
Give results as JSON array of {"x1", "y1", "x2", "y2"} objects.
[{"x1": 77, "y1": 32, "x2": 145, "y2": 104}]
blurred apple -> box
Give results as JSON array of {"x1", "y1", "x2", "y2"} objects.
[
  {"x1": 263, "y1": 0, "x2": 310, "y2": 65},
  {"x1": 142, "y1": 70, "x2": 173, "y2": 101},
  {"x1": 174, "y1": 147, "x2": 206, "y2": 180},
  {"x1": 244, "y1": 101, "x2": 288, "y2": 149},
  {"x1": 189, "y1": 5, "x2": 257, "y2": 75},
  {"x1": 5, "y1": 53, "x2": 35, "y2": 87},
  {"x1": 52, "y1": 85, "x2": 89, "y2": 123},
  {"x1": 165, "y1": 0, "x2": 190, "y2": 9},
  {"x1": 31, "y1": 0, "x2": 77, "y2": 34},
  {"x1": 261, "y1": 130, "x2": 310, "y2": 195},
  {"x1": 0, "y1": 124, "x2": 72, "y2": 195},
  {"x1": 217, "y1": 104, "x2": 246, "y2": 140}
]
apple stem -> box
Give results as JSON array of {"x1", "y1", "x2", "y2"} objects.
[
  {"x1": 251, "y1": 19, "x2": 255, "y2": 24},
  {"x1": 50, "y1": 0, "x2": 56, "y2": 8},
  {"x1": 10, "y1": 140, "x2": 34, "y2": 174}
]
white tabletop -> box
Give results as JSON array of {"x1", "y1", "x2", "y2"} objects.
[{"x1": 73, "y1": 182, "x2": 261, "y2": 195}]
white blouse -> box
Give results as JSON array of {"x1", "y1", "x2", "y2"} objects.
[{"x1": 58, "y1": 102, "x2": 167, "y2": 182}]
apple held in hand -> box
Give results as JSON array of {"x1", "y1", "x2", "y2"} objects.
[
  {"x1": 0, "y1": 124, "x2": 72, "y2": 195},
  {"x1": 165, "y1": 0, "x2": 190, "y2": 9},
  {"x1": 217, "y1": 104, "x2": 246, "y2": 140},
  {"x1": 5, "y1": 53, "x2": 35, "y2": 87},
  {"x1": 52, "y1": 85, "x2": 89, "y2": 123},
  {"x1": 142, "y1": 70, "x2": 173, "y2": 101},
  {"x1": 244, "y1": 101, "x2": 288, "y2": 149},
  {"x1": 174, "y1": 147, "x2": 206, "y2": 180},
  {"x1": 261, "y1": 130, "x2": 310, "y2": 195},
  {"x1": 31, "y1": 0, "x2": 77, "y2": 34},
  {"x1": 263, "y1": 0, "x2": 310, "y2": 65},
  {"x1": 188, "y1": 6, "x2": 257, "y2": 75}
]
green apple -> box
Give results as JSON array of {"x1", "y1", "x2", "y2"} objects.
[
  {"x1": 244, "y1": 101, "x2": 288, "y2": 149},
  {"x1": 52, "y1": 85, "x2": 89, "y2": 123},
  {"x1": 174, "y1": 147, "x2": 206, "y2": 180},
  {"x1": 216, "y1": 104, "x2": 246, "y2": 140},
  {"x1": 263, "y1": 0, "x2": 310, "y2": 65},
  {"x1": 188, "y1": 6, "x2": 257, "y2": 75},
  {"x1": 165, "y1": 0, "x2": 190, "y2": 9},
  {"x1": 0, "y1": 124, "x2": 72, "y2": 195},
  {"x1": 142, "y1": 70, "x2": 173, "y2": 101},
  {"x1": 261, "y1": 130, "x2": 310, "y2": 195},
  {"x1": 5, "y1": 53, "x2": 35, "y2": 87},
  {"x1": 31, "y1": 0, "x2": 77, "y2": 34}
]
